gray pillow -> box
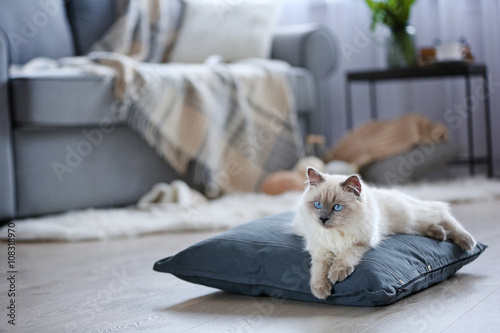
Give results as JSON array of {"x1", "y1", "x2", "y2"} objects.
[
  {"x1": 65, "y1": 0, "x2": 117, "y2": 54},
  {"x1": 66, "y1": 0, "x2": 184, "y2": 55},
  {"x1": 154, "y1": 211, "x2": 486, "y2": 306},
  {"x1": 360, "y1": 142, "x2": 462, "y2": 185}
]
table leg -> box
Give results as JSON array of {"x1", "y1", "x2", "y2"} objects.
[
  {"x1": 369, "y1": 80, "x2": 378, "y2": 120},
  {"x1": 465, "y1": 73, "x2": 475, "y2": 175},
  {"x1": 345, "y1": 80, "x2": 353, "y2": 130},
  {"x1": 483, "y1": 72, "x2": 494, "y2": 177}
]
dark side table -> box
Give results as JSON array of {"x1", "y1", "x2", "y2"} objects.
[{"x1": 345, "y1": 63, "x2": 493, "y2": 177}]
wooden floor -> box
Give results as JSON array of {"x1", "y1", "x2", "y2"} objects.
[{"x1": 1, "y1": 200, "x2": 499, "y2": 333}]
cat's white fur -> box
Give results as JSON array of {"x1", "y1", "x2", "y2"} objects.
[{"x1": 293, "y1": 167, "x2": 476, "y2": 299}]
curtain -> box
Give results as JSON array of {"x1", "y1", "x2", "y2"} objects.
[{"x1": 280, "y1": 0, "x2": 500, "y2": 176}]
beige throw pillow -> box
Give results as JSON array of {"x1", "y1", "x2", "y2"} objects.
[{"x1": 169, "y1": 0, "x2": 282, "y2": 63}]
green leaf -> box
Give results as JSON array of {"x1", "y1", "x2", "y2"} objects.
[
  {"x1": 365, "y1": 0, "x2": 377, "y2": 10},
  {"x1": 365, "y1": 0, "x2": 417, "y2": 32}
]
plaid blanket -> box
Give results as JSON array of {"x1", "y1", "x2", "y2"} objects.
[
  {"x1": 87, "y1": 0, "x2": 303, "y2": 196},
  {"x1": 91, "y1": 0, "x2": 178, "y2": 63}
]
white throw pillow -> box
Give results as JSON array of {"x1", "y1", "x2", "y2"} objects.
[{"x1": 169, "y1": 0, "x2": 282, "y2": 63}]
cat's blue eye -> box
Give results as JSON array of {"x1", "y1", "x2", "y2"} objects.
[
  {"x1": 314, "y1": 201, "x2": 322, "y2": 209},
  {"x1": 333, "y1": 204, "x2": 343, "y2": 212}
]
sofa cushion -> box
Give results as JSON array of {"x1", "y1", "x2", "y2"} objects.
[
  {"x1": 0, "y1": 0, "x2": 75, "y2": 64},
  {"x1": 11, "y1": 66, "x2": 316, "y2": 127},
  {"x1": 11, "y1": 68, "x2": 122, "y2": 127}
]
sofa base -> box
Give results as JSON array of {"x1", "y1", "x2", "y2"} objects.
[{"x1": 14, "y1": 126, "x2": 180, "y2": 218}]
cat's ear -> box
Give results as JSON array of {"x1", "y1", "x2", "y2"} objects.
[
  {"x1": 307, "y1": 167, "x2": 325, "y2": 186},
  {"x1": 343, "y1": 175, "x2": 361, "y2": 197}
]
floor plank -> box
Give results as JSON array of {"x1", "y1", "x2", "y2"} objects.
[{"x1": 442, "y1": 287, "x2": 500, "y2": 333}]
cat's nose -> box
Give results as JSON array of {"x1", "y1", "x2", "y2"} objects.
[{"x1": 319, "y1": 217, "x2": 329, "y2": 224}]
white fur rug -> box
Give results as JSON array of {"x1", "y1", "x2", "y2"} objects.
[{"x1": 2, "y1": 176, "x2": 500, "y2": 242}]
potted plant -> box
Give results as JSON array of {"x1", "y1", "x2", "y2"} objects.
[{"x1": 365, "y1": 0, "x2": 417, "y2": 67}]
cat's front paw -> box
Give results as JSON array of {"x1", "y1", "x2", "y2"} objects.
[
  {"x1": 328, "y1": 260, "x2": 354, "y2": 285},
  {"x1": 310, "y1": 277, "x2": 332, "y2": 299},
  {"x1": 454, "y1": 232, "x2": 476, "y2": 252},
  {"x1": 426, "y1": 224, "x2": 447, "y2": 241}
]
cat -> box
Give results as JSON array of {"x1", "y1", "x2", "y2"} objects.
[{"x1": 292, "y1": 167, "x2": 476, "y2": 300}]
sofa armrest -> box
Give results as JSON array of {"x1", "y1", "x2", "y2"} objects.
[
  {"x1": 271, "y1": 24, "x2": 339, "y2": 80},
  {"x1": 0, "y1": 28, "x2": 16, "y2": 221}
]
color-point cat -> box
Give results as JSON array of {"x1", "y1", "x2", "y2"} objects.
[{"x1": 293, "y1": 167, "x2": 476, "y2": 300}]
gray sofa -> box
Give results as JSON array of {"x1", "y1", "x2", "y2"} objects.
[{"x1": 0, "y1": 0, "x2": 339, "y2": 221}]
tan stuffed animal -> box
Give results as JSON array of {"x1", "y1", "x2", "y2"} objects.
[{"x1": 261, "y1": 156, "x2": 325, "y2": 195}]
